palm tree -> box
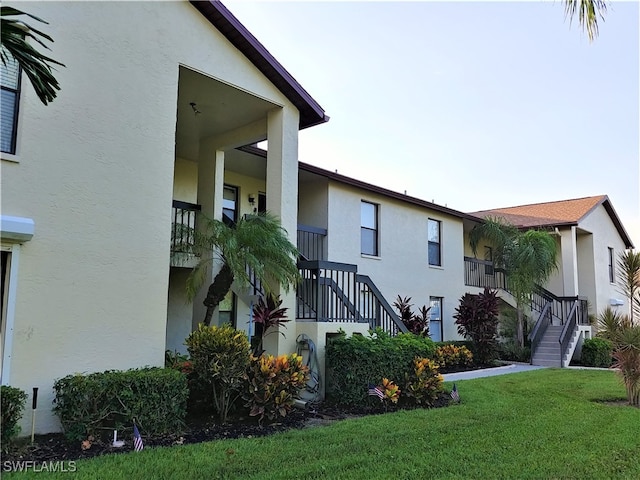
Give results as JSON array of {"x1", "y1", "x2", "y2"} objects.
[
  {"x1": 470, "y1": 217, "x2": 558, "y2": 347},
  {"x1": 616, "y1": 250, "x2": 640, "y2": 324},
  {"x1": 563, "y1": 0, "x2": 609, "y2": 42},
  {"x1": 186, "y1": 212, "x2": 300, "y2": 326},
  {"x1": 1, "y1": 6, "x2": 64, "y2": 105}
]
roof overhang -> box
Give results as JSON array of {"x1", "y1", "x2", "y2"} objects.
[{"x1": 190, "y1": 0, "x2": 329, "y2": 130}]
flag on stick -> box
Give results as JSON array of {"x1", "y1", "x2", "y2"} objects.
[
  {"x1": 368, "y1": 383, "x2": 384, "y2": 400},
  {"x1": 133, "y1": 423, "x2": 144, "y2": 452},
  {"x1": 450, "y1": 383, "x2": 460, "y2": 403}
]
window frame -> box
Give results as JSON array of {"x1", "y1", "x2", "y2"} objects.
[
  {"x1": 608, "y1": 247, "x2": 615, "y2": 283},
  {"x1": 429, "y1": 296, "x2": 443, "y2": 342},
  {"x1": 360, "y1": 200, "x2": 379, "y2": 256},
  {"x1": 1, "y1": 53, "x2": 22, "y2": 155},
  {"x1": 428, "y1": 218, "x2": 442, "y2": 266}
]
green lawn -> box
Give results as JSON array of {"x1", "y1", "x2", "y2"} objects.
[{"x1": 5, "y1": 369, "x2": 640, "y2": 479}]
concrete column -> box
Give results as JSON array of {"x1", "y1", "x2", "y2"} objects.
[
  {"x1": 560, "y1": 226, "x2": 579, "y2": 296},
  {"x1": 192, "y1": 148, "x2": 225, "y2": 329},
  {"x1": 264, "y1": 107, "x2": 299, "y2": 355}
]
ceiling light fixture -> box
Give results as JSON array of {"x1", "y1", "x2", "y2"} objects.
[{"x1": 190, "y1": 102, "x2": 201, "y2": 116}]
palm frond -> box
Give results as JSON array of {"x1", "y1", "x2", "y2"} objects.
[
  {"x1": 563, "y1": 0, "x2": 608, "y2": 42},
  {"x1": 1, "y1": 6, "x2": 65, "y2": 105}
]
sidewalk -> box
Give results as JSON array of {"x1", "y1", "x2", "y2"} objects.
[{"x1": 442, "y1": 363, "x2": 545, "y2": 381}]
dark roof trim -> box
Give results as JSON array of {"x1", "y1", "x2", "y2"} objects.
[
  {"x1": 190, "y1": 0, "x2": 329, "y2": 130},
  {"x1": 237, "y1": 144, "x2": 472, "y2": 220},
  {"x1": 600, "y1": 196, "x2": 634, "y2": 249},
  {"x1": 299, "y1": 162, "x2": 474, "y2": 221}
]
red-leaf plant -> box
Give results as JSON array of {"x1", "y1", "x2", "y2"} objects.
[{"x1": 252, "y1": 294, "x2": 290, "y2": 355}]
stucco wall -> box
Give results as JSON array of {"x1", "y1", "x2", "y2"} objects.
[
  {"x1": 579, "y1": 204, "x2": 629, "y2": 316},
  {"x1": 298, "y1": 175, "x2": 329, "y2": 229},
  {"x1": 324, "y1": 183, "x2": 467, "y2": 341},
  {"x1": 0, "y1": 1, "x2": 300, "y2": 433},
  {"x1": 173, "y1": 158, "x2": 198, "y2": 204}
]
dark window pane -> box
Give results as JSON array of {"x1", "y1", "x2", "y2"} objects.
[
  {"x1": 428, "y1": 241, "x2": 441, "y2": 266},
  {"x1": 361, "y1": 228, "x2": 377, "y2": 256}
]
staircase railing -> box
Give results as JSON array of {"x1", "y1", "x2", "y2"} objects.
[
  {"x1": 356, "y1": 274, "x2": 408, "y2": 335},
  {"x1": 297, "y1": 260, "x2": 407, "y2": 335},
  {"x1": 528, "y1": 301, "x2": 552, "y2": 357}
]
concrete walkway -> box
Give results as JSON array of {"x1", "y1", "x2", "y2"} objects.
[{"x1": 442, "y1": 363, "x2": 546, "y2": 381}]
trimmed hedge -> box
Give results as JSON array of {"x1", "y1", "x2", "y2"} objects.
[
  {"x1": 1, "y1": 385, "x2": 27, "y2": 449},
  {"x1": 325, "y1": 330, "x2": 435, "y2": 407},
  {"x1": 581, "y1": 338, "x2": 613, "y2": 368},
  {"x1": 53, "y1": 367, "x2": 188, "y2": 441}
]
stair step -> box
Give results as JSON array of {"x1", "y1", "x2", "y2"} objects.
[{"x1": 535, "y1": 346, "x2": 560, "y2": 355}]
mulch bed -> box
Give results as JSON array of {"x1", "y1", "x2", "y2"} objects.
[{"x1": 4, "y1": 393, "x2": 454, "y2": 464}]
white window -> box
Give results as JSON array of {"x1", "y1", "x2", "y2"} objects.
[
  {"x1": 428, "y1": 219, "x2": 441, "y2": 266},
  {"x1": 361, "y1": 201, "x2": 378, "y2": 256},
  {"x1": 429, "y1": 297, "x2": 443, "y2": 342}
]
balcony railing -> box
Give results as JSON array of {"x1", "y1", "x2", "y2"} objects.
[
  {"x1": 171, "y1": 200, "x2": 201, "y2": 254},
  {"x1": 297, "y1": 224, "x2": 327, "y2": 261},
  {"x1": 463, "y1": 257, "x2": 507, "y2": 290}
]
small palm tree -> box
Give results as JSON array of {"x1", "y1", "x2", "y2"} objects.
[
  {"x1": 470, "y1": 217, "x2": 558, "y2": 347},
  {"x1": 186, "y1": 212, "x2": 300, "y2": 326},
  {"x1": 1, "y1": 6, "x2": 64, "y2": 105},
  {"x1": 616, "y1": 250, "x2": 640, "y2": 324}
]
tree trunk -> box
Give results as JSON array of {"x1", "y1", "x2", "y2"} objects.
[
  {"x1": 202, "y1": 263, "x2": 234, "y2": 326},
  {"x1": 516, "y1": 307, "x2": 525, "y2": 348}
]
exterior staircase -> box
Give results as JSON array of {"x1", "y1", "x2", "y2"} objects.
[
  {"x1": 531, "y1": 326, "x2": 563, "y2": 367},
  {"x1": 463, "y1": 257, "x2": 589, "y2": 368}
]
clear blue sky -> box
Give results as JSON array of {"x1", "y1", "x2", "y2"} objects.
[{"x1": 226, "y1": 0, "x2": 639, "y2": 247}]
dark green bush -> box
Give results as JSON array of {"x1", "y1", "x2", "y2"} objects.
[
  {"x1": 1, "y1": 385, "x2": 27, "y2": 449},
  {"x1": 185, "y1": 324, "x2": 251, "y2": 423},
  {"x1": 498, "y1": 341, "x2": 531, "y2": 363},
  {"x1": 53, "y1": 367, "x2": 188, "y2": 442},
  {"x1": 325, "y1": 330, "x2": 435, "y2": 407},
  {"x1": 581, "y1": 337, "x2": 613, "y2": 368}
]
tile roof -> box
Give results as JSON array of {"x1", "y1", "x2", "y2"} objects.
[
  {"x1": 470, "y1": 195, "x2": 607, "y2": 228},
  {"x1": 470, "y1": 195, "x2": 634, "y2": 248}
]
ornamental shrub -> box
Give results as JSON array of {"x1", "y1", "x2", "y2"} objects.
[
  {"x1": 325, "y1": 329, "x2": 435, "y2": 407},
  {"x1": 1, "y1": 385, "x2": 27, "y2": 449},
  {"x1": 185, "y1": 323, "x2": 251, "y2": 423},
  {"x1": 243, "y1": 353, "x2": 309, "y2": 424},
  {"x1": 53, "y1": 367, "x2": 188, "y2": 442},
  {"x1": 434, "y1": 344, "x2": 473, "y2": 372},
  {"x1": 403, "y1": 357, "x2": 443, "y2": 407},
  {"x1": 581, "y1": 337, "x2": 613, "y2": 368},
  {"x1": 453, "y1": 287, "x2": 500, "y2": 364}
]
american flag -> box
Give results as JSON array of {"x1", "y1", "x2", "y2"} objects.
[
  {"x1": 450, "y1": 383, "x2": 460, "y2": 402},
  {"x1": 133, "y1": 423, "x2": 144, "y2": 452},
  {"x1": 368, "y1": 383, "x2": 384, "y2": 400}
]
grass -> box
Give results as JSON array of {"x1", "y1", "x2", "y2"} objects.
[{"x1": 5, "y1": 369, "x2": 640, "y2": 479}]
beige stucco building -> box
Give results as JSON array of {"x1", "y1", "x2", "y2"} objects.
[
  {"x1": 1, "y1": 0, "x2": 327, "y2": 434},
  {"x1": 1, "y1": 0, "x2": 635, "y2": 434}
]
